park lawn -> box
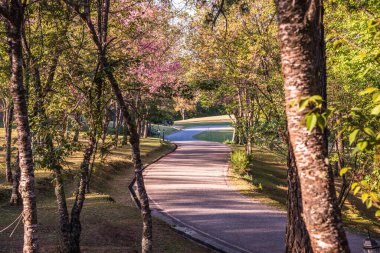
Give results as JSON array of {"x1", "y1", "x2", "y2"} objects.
[
  {"x1": 0, "y1": 129, "x2": 211, "y2": 253},
  {"x1": 228, "y1": 145, "x2": 380, "y2": 238},
  {"x1": 150, "y1": 124, "x2": 180, "y2": 137},
  {"x1": 174, "y1": 115, "x2": 232, "y2": 128},
  {"x1": 193, "y1": 130, "x2": 233, "y2": 143}
]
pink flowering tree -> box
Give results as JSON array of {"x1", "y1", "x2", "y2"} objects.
[{"x1": 112, "y1": 1, "x2": 182, "y2": 133}]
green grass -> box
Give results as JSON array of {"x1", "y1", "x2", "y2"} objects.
[
  {"x1": 0, "y1": 131, "x2": 211, "y2": 252},
  {"x1": 228, "y1": 145, "x2": 380, "y2": 238},
  {"x1": 193, "y1": 130, "x2": 233, "y2": 143},
  {"x1": 150, "y1": 124, "x2": 179, "y2": 137},
  {"x1": 174, "y1": 115, "x2": 232, "y2": 128}
]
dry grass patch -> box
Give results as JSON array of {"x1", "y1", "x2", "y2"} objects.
[{"x1": 0, "y1": 134, "x2": 211, "y2": 252}]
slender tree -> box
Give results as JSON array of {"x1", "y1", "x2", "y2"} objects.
[
  {"x1": 0, "y1": 1, "x2": 40, "y2": 252},
  {"x1": 276, "y1": 0, "x2": 349, "y2": 252},
  {"x1": 62, "y1": 1, "x2": 154, "y2": 252}
]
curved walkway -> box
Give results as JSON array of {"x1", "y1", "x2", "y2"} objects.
[{"x1": 144, "y1": 126, "x2": 364, "y2": 253}]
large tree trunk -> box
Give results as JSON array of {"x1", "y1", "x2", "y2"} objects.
[
  {"x1": 5, "y1": 5, "x2": 40, "y2": 251},
  {"x1": 285, "y1": 143, "x2": 312, "y2": 253},
  {"x1": 5, "y1": 102, "x2": 14, "y2": 183},
  {"x1": 69, "y1": 139, "x2": 95, "y2": 253},
  {"x1": 10, "y1": 152, "x2": 21, "y2": 205},
  {"x1": 276, "y1": 1, "x2": 349, "y2": 252}
]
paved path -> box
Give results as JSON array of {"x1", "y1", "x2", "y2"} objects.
[{"x1": 145, "y1": 126, "x2": 364, "y2": 253}]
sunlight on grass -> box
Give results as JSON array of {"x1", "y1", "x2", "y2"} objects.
[
  {"x1": 228, "y1": 145, "x2": 380, "y2": 237},
  {"x1": 193, "y1": 130, "x2": 233, "y2": 143},
  {"x1": 174, "y1": 115, "x2": 232, "y2": 128},
  {"x1": 0, "y1": 133, "x2": 209, "y2": 252}
]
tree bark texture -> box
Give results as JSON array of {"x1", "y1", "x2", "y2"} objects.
[
  {"x1": 276, "y1": 1, "x2": 349, "y2": 252},
  {"x1": 10, "y1": 152, "x2": 21, "y2": 205},
  {"x1": 4, "y1": 2, "x2": 40, "y2": 251},
  {"x1": 285, "y1": 143, "x2": 312, "y2": 253},
  {"x1": 5, "y1": 102, "x2": 14, "y2": 183}
]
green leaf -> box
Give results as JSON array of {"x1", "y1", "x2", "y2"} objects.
[
  {"x1": 317, "y1": 115, "x2": 326, "y2": 131},
  {"x1": 299, "y1": 99, "x2": 309, "y2": 111},
  {"x1": 362, "y1": 193, "x2": 369, "y2": 203},
  {"x1": 366, "y1": 198, "x2": 373, "y2": 209},
  {"x1": 339, "y1": 167, "x2": 351, "y2": 176},
  {"x1": 310, "y1": 95, "x2": 323, "y2": 102},
  {"x1": 372, "y1": 93, "x2": 380, "y2": 103},
  {"x1": 306, "y1": 114, "x2": 317, "y2": 131},
  {"x1": 370, "y1": 192, "x2": 379, "y2": 202},
  {"x1": 349, "y1": 129, "x2": 360, "y2": 144},
  {"x1": 359, "y1": 87, "x2": 378, "y2": 95},
  {"x1": 361, "y1": 180, "x2": 370, "y2": 188},
  {"x1": 364, "y1": 127, "x2": 376, "y2": 137},
  {"x1": 375, "y1": 210, "x2": 380, "y2": 217},
  {"x1": 357, "y1": 141, "x2": 368, "y2": 151},
  {"x1": 351, "y1": 182, "x2": 358, "y2": 191},
  {"x1": 353, "y1": 186, "x2": 361, "y2": 195},
  {"x1": 371, "y1": 105, "x2": 380, "y2": 115}
]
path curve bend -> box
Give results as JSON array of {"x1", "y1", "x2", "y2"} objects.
[{"x1": 144, "y1": 126, "x2": 363, "y2": 253}]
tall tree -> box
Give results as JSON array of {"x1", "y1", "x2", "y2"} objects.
[
  {"x1": 0, "y1": 1, "x2": 40, "y2": 252},
  {"x1": 276, "y1": 0, "x2": 349, "y2": 252},
  {"x1": 62, "y1": 1, "x2": 153, "y2": 251}
]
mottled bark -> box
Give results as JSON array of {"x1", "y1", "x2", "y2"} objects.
[
  {"x1": 285, "y1": 143, "x2": 312, "y2": 253},
  {"x1": 69, "y1": 139, "x2": 95, "y2": 253},
  {"x1": 10, "y1": 153, "x2": 21, "y2": 205},
  {"x1": 5, "y1": 102, "x2": 14, "y2": 183},
  {"x1": 276, "y1": 0, "x2": 349, "y2": 252},
  {"x1": 4, "y1": 2, "x2": 40, "y2": 251}
]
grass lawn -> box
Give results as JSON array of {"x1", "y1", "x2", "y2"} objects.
[
  {"x1": 193, "y1": 130, "x2": 233, "y2": 143},
  {"x1": 229, "y1": 145, "x2": 380, "y2": 238},
  {"x1": 150, "y1": 124, "x2": 180, "y2": 137},
  {"x1": 174, "y1": 115, "x2": 232, "y2": 128},
  {"x1": 0, "y1": 128, "x2": 211, "y2": 252}
]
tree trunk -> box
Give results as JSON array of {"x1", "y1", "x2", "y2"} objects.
[
  {"x1": 10, "y1": 152, "x2": 21, "y2": 205},
  {"x1": 5, "y1": 102, "x2": 14, "y2": 183},
  {"x1": 276, "y1": 1, "x2": 349, "y2": 252},
  {"x1": 285, "y1": 143, "x2": 312, "y2": 253},
  {"x1": 180, "y1": 108, "x2": 185, "y2": 120},
  {"x1": 114, "y1": 108, "x2": 120, "y2": 147},
  {"x1": 69, "y1": 139, "x2": 95, "y2": 253},
  {"x1": 53, "y1": 168, "x2": 71, "y2": 253},
  {"x1": 61, "y1": 2, "x2": 153, "y2": 250},
  {"x1": 103, "y1": 60, "x2": 153, "y2": 253},
  {"x1": 143, "y1": 120, "x2": 148, "y2": 139},
  {"x1": 5, "y1": 8, "x2": 40, "y2": 251},
  {"x1": 122, "y1": 120, "x2": 129, "y2": 146},
  {"x1": 73, "y1": 113, "x2": 81, "y2": 143}
]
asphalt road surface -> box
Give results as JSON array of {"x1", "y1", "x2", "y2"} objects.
[{"x1": 144, "y1": 126, "x2": 365, "y2": 253}]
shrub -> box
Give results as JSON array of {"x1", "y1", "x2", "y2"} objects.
[
  {"x1": 230, "y1": 150, "x2": 250, "y2": 173},
  {"x1": 223, "y1": 139, "x2": 233, "y2": 144}
]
